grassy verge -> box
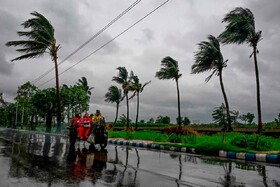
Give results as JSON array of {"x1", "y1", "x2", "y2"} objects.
[{"x1": 108, "y1": 130, "x2": 280, "y2": 154}]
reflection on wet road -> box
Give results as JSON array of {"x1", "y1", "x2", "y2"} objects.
[{"x1": 0, "y1": 129, "x2": 279, "y2": 187}]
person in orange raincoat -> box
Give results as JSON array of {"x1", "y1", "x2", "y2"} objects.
[{"x1": 77, "y1": 113, "x2": 92, "y2": 140}]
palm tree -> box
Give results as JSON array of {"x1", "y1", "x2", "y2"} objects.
[
  {"x1": 218, "y1": 7, "x2": 263, "y2": 132},
  {"x1": 155, "y1": 56, "x2": 182, "y2": 126},
  {"x1": 104, "y1": 85, "x2": 123, "y2": 124},
  {"x1": 192, "y1": 35, "x2": 232, "y2": 131},
  {"x1": 76, "y1": 76, "x2": 94, "y2": 96},
  {"x1": 127, "y1": 75, "x2": 151, "y2": 130},
  {"x1": 112, "y1": 67, "x2": 133, "y2": 130},
  {"x1": 6, "y1": 11, "x2": 62, "y2": 133}
]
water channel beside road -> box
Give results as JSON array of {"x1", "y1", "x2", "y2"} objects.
[{"x1": 0, "y1": 129, "x2": 279, "y2": 187}]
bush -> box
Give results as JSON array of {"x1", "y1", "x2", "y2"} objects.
[
  {"x1": 163, "y1": 126, "x2": 185, "y2": 135},
  {"x1": 230, "y1": 135, "x2": 272, "y2": 151},
  {"x1": 168, "y1": 133, "x2": 184, "y2": 143},
  {"x1": 231, "y1": 135, "x2": 248, "y2": 148},
  {"x1": 163, "y1": 126, "x2": 200, "y2": 136},
  {"x1": 255, "y1": 137, "x2": 273, "y2": 151}
]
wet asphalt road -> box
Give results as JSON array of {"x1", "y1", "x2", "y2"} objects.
[{"x1": 0, "y1": 129, "x2": 280, "y2": 187}]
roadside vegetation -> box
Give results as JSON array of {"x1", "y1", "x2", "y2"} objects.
[{"x1": 108, "y1": 130, "x2": 280, "y2": 154}]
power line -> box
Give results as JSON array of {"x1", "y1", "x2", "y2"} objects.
[
  {"x1": 4, "y1": 0, "x2": 141, "y2": 102},
  {"x1": 38, "y1": 0, "x2": 170, "y2": 88},
  {"x1": 31, "y1": 0, "x2": 141, "y2": 85}
]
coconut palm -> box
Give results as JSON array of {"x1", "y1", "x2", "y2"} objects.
[
  {"x1": 105, "y1": 85, "x2": 123, "y2": 124},
  {"x1": 192, "y1": 35, "x2": 232, "y2": 131},
  {"x1": 155, "y1": 56, "x2": 182, "y2": 126},
  {"x1": 127, "y1": 75, "x2": 151, "y2": 130},
  {"x1": 218, "y1": 7, "x2": 263, "y2": 132},
  {"x1": 6, "y1": 11, "x2": 62, "y2": 133},
  {"x1": 112, "y1": 67, "x2": 133, "y2": 130}
]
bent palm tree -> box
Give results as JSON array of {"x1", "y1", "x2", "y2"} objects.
[
  {"x1": 192, "y1": 35, "x2": 232, "y2": 131},
  {"x1": 105, "y1": 85, "x2": 123, "y2": 124},
  {"x1": 112, "y1": 67, "x2": 133, "y2": 130},
  {"x1": 218, "y1": 7, "x2": 263, "y2": 132},
  {"x1": 6, "y1": 11, "x2": 62, "y2": 133},
  {"x1": 155, "y1": 56, "x2": 182, "y2": 126},
  {"x1": 127, "y1": 75, "x2": 151, "y2": 130}
]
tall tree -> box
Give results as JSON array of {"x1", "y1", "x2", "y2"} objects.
[
  {"x1": 6, "y1": 11, "x2": 63, "y2": 133},
  {"x1": 126, "y1": 75, "x2": 151, "y2": 130},
  {"x1": 112, "y1": 67, "x2": 133, "y2": 130},
  {"x1": 104, "y1": 85, "x2": 123, "y2": 124},
  {"x1": 155, "y1": 56, "x2": 182, "y2": 126},
  {"x1": 15, "y1": 81, "x2": 37, "y2": 129},
  {"x1": 192, "y1": 35, "x2": 232, "y2": 131},
  {"x1": 61, "y1": 84, "x2": 88, "y2": 123},
  {"x1": 218, "y1": 7, "x2": 263, "y2": 132},
  {"x1": 31, "y1": 88, "x2": 57, "y2": 133}
]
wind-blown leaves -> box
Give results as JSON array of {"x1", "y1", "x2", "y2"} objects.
[
  {"x1": 192, "y1": 35, "x2": 226, "y2": 82},
  {"x1": 6, "y1": 11, "x2": 55, "y2": 62}
]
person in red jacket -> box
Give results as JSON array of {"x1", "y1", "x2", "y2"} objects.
[
  {"x1": 69, "y1": 114, "x2": 80, "y2": 145},
  {"x1": 77, "y1": 113, "x2": 92, "y2": 140},
  {"x1": 71, "y1": 114, "x2": 80, "y2": 129}
]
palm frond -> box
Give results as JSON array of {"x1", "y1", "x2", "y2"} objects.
[
  {"x1": 104, "y1": 85, "x2": 123, "y2": 103},
  {"x1": 140, "y1": 80, "x2": 151, "y2": 92},
  {"x1": 116, "y1": 67, "x2": 128, "y2": 80},
  {"x1": 192, "y1": 35, "x2": 223, "y2": 75},
  {"x1": 6, "y1": 11, "x2": 55, "y2": 62},
  {"x1": 128, "y1": 91, "x2": 136, "y2": 100},
  {"x1": 112, "y1": 76, "x2": 125, "y2": 84},
  {"x1": 205, "y1": 69, "x2": 217, "y2": 82},
  {"x1": 10, "y1": 52, "x2": 45, "y2": 61},
  {"x1": 219, "y1": 7, "x2": 256, "y2": 45},
  {"x1": 155, "y1": 56, "x2": 181, "y2": 80}
]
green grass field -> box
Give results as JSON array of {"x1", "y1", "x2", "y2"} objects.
[{"x1": 108, "y1": 130, "x2": 280, "y2": 154}]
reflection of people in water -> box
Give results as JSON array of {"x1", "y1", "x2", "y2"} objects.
[
  {"x1": 92, "y1": 150, "x2": 107, "y2": 172},
  {"x1": 67, "y1": 145, "x2": 108, "y2": 182},
  {"x1": 67, "y1": 144, "x2": 77, "y2": 163}
]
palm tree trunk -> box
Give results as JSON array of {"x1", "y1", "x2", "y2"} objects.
[
  {"x1": 176, "y1": 79, "x2": 182, "y2": 126},
  {"x1": 253, "y1": 45, "x2": 262, "y2": 133},
  {"x1": 219, "y1": 70, "x2": 232, "y2": 131},
  {"x1": 52, "y1": 41, "x2": 62, "y2": 134},
  {"x1": 135, "y1": 92, "x2": 140, "y2": 130},
  {"x1": 125, "y1": 93, "x2": 129, "y2": 130},
  {"x1": 114, "y1": 102, "x2": 119, "y2": 124}
]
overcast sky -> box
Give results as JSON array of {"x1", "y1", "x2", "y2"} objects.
[{"x1": 0, "y1": 0, "x2": 279, "y2": 123}]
